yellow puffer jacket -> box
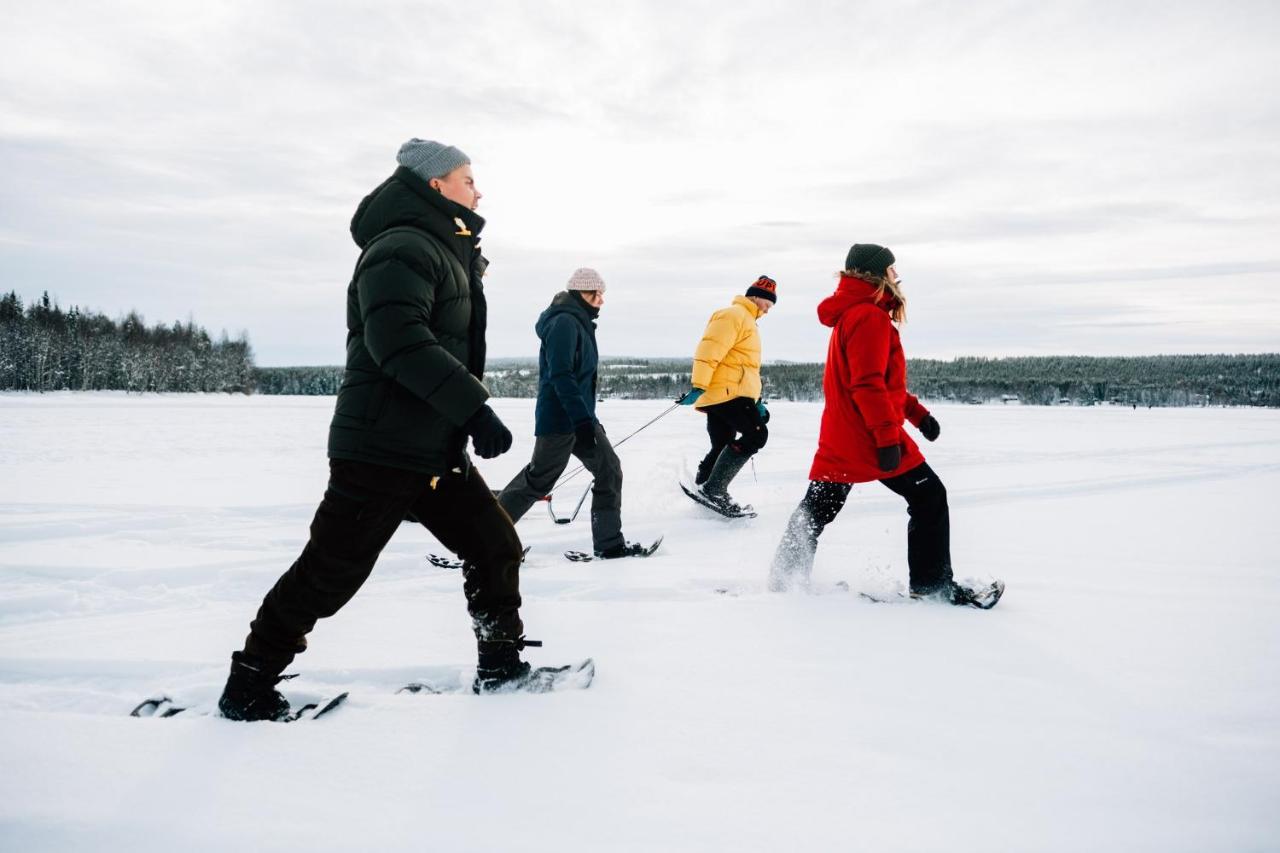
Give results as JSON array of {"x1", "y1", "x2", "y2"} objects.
[{"x1": 691, "y1": 296, "x2": 763, "y2": 408}]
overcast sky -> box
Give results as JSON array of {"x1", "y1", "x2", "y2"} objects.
[{"x1": 2, "y1": 0, "x2": 1278, "y2": 364}]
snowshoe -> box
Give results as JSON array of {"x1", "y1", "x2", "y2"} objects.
[
  {"x1": 467, "y1": 636, "x2": 594, "y2": 694},
  {"x1": 565, "y1": 536, "x2": 663, "y2": 562},
  {"x1": 428, "y1": 545, "x2": 531, "y2": 571},
  {"x1": 933, "y1": 579, "x2": 1005, "y2": 610},
  {"x1": 865, "y1": 580, "x2": 1004, "y2": 609},
  {"x1": 680, "y1": 482, "x2": 756, "y2": 519},
  {"x1": 132, "y1": 694, "x2": 348, "y2": 721},
  {"x1": 130, "y1": 696, "x2": 187, "y2": 718},
  {"x1": 471, "y1": 658, "x2": 596, "y2": 694},
  {"x1": 596, "y1": 538, "x2": 662, "y2": 559}
]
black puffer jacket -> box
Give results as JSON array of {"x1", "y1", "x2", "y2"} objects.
[{"x1": 327, "y1": 166, "x2": 491, "y2": 474}]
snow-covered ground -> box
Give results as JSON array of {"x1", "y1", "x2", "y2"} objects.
[{"x1": 1, "y1": 393, "x2": 1277, "y2": 852}]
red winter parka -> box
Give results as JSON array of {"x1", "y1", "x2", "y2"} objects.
[{"x1": 808, "y1": 274, "x2": 931, "y2": 484}]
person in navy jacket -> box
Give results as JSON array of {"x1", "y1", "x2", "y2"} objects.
[{"x1": 497, "y1": 268, "x2": 648, "y2": 559}]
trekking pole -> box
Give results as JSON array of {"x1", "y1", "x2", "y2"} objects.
[
  {"x1": 547, "y1": 400, "x2": 683, "y2": 493},
  {"x1": 545, "y1": 481, "x2": 593, "y2": 525},
  {"x1": 541, "y1": 400, "x2": 684, "y2": 523}
]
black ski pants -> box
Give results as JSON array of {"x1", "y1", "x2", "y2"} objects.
[
  {"x1": 698, "y1": 397, "x2": 768, "y2": 482},
  {"x1": 771, "y1": 462, "x2": 952, "y2": 592},
  {"x1": 243, "y1": 458, "x2": 524, "y2": 666},
  {"x1": 496, "y1": 423, "x2": 624, "y2": 553}
]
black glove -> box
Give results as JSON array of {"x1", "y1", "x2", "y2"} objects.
[
  {"x1": 877, "y1": 444, "x2": 902, "y2": 473},
  {"x1": 465, "y1": 405, "x2": 512, "y2": 459},
  {"x1": 574, "y1": 419, "x2": 597, "y2": 451},
  {"x1": 917, "y1": 414, "x2": 940, "y2": 442}
]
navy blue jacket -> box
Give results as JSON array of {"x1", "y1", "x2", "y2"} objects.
[{"x1": 534, "y1": 291, "x2": 599, "y2": 435}]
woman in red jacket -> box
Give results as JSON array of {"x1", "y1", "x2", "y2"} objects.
[{"x1": 769, "y1": 244, "x2": 1002, "y2": 608}]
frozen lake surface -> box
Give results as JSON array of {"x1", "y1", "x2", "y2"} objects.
[{"x1": 1, "y1": 393, "x2": 1278, "y2": 852}]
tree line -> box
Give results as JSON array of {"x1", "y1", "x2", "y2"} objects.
[
  {"x1": 4, "y1": 291, "x2": 1273, "y2": 405},
  {"x1": 0, "y1": 291, "x2": 254, "y2": 393},
  {"x1": 257, "y1": 354, "x2": 1279, "y2": 407}
]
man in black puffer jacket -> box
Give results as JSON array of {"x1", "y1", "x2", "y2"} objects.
[{"x1": 218, "y1": 139, "x2": 561, "y2": 719}]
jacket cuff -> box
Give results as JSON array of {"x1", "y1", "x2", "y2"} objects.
[
  {"x1": 903, "y1": 395, "x2": 929, "y2": 426},
  {"x1": 873, "y1": 425, "x2": 901, "y2": 448}
]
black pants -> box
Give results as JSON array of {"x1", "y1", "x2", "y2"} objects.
[
  {"x1": 770, "y1": 462, "x2": 952, "y2": 592},
  {"x1": 243, "y1": 458, "x2": 525, "y2": 665},
  {"x1": 697, "y1": 397, "x2": 769, "y2": 482},
  {"x1": 497, "y1": 423, "x2": 625, "y2": 553}
]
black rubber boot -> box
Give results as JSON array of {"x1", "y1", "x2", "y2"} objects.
[
  {"x1": 216, "y1": 651, "x2": 293, "y2": 721},
  {"x1": 698, "y1": 447, "x2": 752, "y2": 512}
]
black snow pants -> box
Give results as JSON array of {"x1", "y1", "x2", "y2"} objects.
[
  {"x1": 243, "y1": 458, "x2": 525, "y2": 666},
  {"x1": 770, "y1": 462, "x2": 952, "y2": 593},
  {"x1": 696, "y1": 397, "x2": 769, "y2": 483}
]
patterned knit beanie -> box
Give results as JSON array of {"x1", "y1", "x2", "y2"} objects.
[{"x1": 745, "y1": 275, "x2": 778, "y2": 303}]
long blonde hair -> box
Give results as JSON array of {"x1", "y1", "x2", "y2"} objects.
[{"x1": 840, "y1": 269, "x2": 907, "y2": 323}]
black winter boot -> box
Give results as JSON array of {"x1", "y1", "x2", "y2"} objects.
[
  {"x1": 911, "y1": 580, "x2": 1004, "y2": 610},
  {"x1": 473, "y1": 637, "x2": 583, "y2": 694},
  {"x1": 474, "y1": 636, "x2": 539, "y2": 694},
  {"x1": 217, "y1": 651, "x2": 294, "y2": 721},
  {"x1": 698, "y1": 447, "x2": 753, "y2": 513},
  {"x1": 595, "y1": 541, "x2": 650, "y2": 559}
]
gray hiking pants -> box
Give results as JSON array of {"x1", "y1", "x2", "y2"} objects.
[{"x1": 497, "y1": 423, "x2": 624, "y2": 552}]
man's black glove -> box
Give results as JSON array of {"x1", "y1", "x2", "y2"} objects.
[
  {"x1": 465, "y1": 405, "x2": 512, "y2": 459},
  {"x1": 877, "y1": 444, "x2": 902, "y2": 473},
  {"x1": 574, "y1": 419, "x2": 597, "y2": 452},
  {"x1": 917, "y1": 414, "x2": 941, "y2": 442}
]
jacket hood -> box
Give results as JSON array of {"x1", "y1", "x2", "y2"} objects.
[
  {"x1": 536, "y1": 290, "x2": 597, "y2": 338},
  {"x1": 350, "y1": 166, "x2": 485, "y2": 250},
  {"x1": 816, "y1": 273, "x2": 895, "y2": 327}
]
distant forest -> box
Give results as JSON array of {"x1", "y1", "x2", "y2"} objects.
[
  {"x1": 258, "y1": 354, "x2": 1280, "y2": 407},
  {"x1": 3, "y1": 291, "x2": 1274, "y2": 405},
  {"x1": 0, "y1": 291, "x2": 254, "y2": 393}
]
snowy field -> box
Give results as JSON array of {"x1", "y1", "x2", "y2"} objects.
[{"x1": 1, "y1": 393, "x2": 1278, "y2": 852}]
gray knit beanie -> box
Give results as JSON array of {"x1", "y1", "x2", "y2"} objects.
[
  {"x1": 396, "y1": 138, "x2": 471, "y2": 182},
  {"x1": 566, "y1": 268, "x2": 606, "y2": 293}
]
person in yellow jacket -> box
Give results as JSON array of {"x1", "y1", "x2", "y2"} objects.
[{"x1": 678, "y1": 275, "x2": 777, "y2": 515}]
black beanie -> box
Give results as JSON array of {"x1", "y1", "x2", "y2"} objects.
[{"x1": 845, "y1": 244, "x2": 895, "y2": 277}]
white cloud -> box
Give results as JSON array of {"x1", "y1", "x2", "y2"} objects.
[{"x1": 2, "y1": 0, "x2": 1278, "y2": 364}]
